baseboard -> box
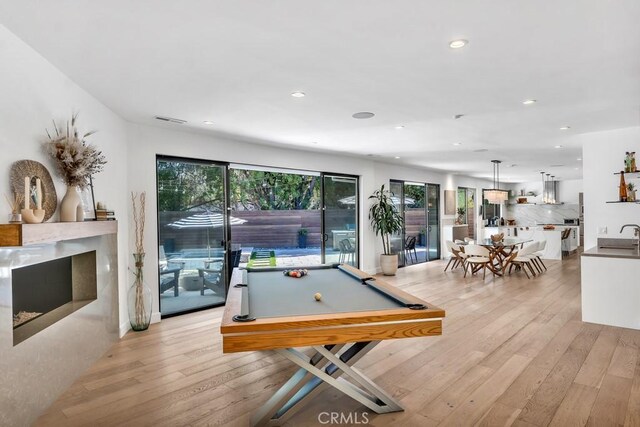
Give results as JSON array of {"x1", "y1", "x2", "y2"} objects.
[
  {"x1": 119, "y1": 321, "x2": 129, "y2": 338},
  {"x1": 119, "y1": 311, "x2": 162, "y2": 338},
  {"x1": 151, "y1": 311, "x2": 162, "y2": 324}
]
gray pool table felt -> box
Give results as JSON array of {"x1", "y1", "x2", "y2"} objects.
[{"x1": 246, "y1": 268, "x2": 401, "y2": 318}]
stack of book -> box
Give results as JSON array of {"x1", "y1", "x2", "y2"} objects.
[{"x1": 96, "y1": 209, "x2": 116, "y2": 221}]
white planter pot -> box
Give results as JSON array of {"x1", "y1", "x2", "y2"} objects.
[{"x1": 380, "y1": 254, "x2": 398, "y2": 276}]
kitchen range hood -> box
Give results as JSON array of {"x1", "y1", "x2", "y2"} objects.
[{"x1": 540, "y1": 172, "x2": 564, "y2": 205}]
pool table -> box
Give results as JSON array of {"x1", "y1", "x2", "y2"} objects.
[{"x1": 220, "y1": 263, "x2": 444, "y2": 426}]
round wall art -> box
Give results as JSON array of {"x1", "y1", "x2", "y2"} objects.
[{"x1": 10, "y1": 160, "x2": 58, "y2": 222}]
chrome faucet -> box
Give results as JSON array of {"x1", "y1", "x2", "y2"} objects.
[
  {"x1": 620, "y1": 224, "x2": 640, "y2": 237},
  {"x1": 620, "y1": 224, "x2": 640, "y2": 247}
]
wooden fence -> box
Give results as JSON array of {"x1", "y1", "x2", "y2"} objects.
[{"x1": 158, "y1": 209, "x2": 356, "y2": 251}]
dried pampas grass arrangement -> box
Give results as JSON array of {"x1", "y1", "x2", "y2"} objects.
[{"x1": 44, "y1": 113, "x2": 106, "y2": 188}]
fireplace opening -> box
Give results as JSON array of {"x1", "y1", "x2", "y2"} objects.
[{"x1": 12, "y1": 251, "x2": 97, "y2": 345}]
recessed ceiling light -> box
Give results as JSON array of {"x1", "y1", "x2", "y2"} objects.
[
  {"x1": 522, "y1": 99, "x2": 537, "y2": 105},
  {"x1": 449, "y1": 39, "x2": 468, "y2": 49},
  {"x1": 577, "y1": 158, "x2": 582, "y2": 161},
  {"x1": 203, "y1": 120, "x2": 214, "y2": 125},
  {"x1": 394, "y1": 156, "x2": 401, "y2": 159},
  {"x1": 310, "y1": 141, "x2": 319, "y2": 144},
  {"x1": 394, "y1": 125, "x2": 405, "y2": 130},
  {"x1": 352, "y1": 112, "x2": 375, "y2": 119},
  {"x1": 291, "y1": 91, "x2": 306, "y2": 98},
  {"x1": 554, "y1": 145, "x2": 563, "y2": 149},
  {"x1": 560, "y1": 126, "x2": 571, "y2": 130},
  {"x1": 574, "y1": 167, "x2": 579, "y2": 170},
  {"x1": 452, "y1": 142, "x2": 462, "y2": 146}
]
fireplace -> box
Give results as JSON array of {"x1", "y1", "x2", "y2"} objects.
[
  {"x1": 0, "y1": 221, "x2": 118, "y2": 426},
  {"x1": 11, "y1": 251, "x2": 97, "y2": 346}
]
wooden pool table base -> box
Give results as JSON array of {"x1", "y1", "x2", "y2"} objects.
[{"x1": 251, "y1": 341, "x2": 402, "y2": 426}]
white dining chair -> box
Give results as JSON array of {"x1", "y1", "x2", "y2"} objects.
[
  {"x1": 444, "y1": 240, "x2": 467, "y2": 272},
  {"x1": 508, "y1": 243, "x2": 538, "y2": 279},
  {"x1": 463, "y1": 244, "x2": 494, "y2": 279},
  {"x1": 531, "y1": 240, "x2": 547, "y2": 272}
]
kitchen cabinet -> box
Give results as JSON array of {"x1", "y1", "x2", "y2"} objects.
[
  {"x1": 582, "y1": 248, "x2": 640, "y2": 329},
  {"x1": 443, "y1": 225, "x2": 469, "y2": 242}
]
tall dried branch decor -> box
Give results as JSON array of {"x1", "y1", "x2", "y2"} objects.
[
  {"x1": 44, "y1": 113, "x2": 106, "y2": 188},
  {"x1": 131, "y1": 192, "x2": 147, "y2": 328}
]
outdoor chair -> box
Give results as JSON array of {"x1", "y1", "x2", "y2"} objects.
[
  {"x1": 159, "y1": 245, "x2": 184, "y2": 297},
  {"x1": 404, "y1": 236, "x2": 418, "y2": 264},
  {"x1": 338, "y1": 239, "x2": 356, "y2": 264},
  {"x1": 198, "y1": 262, "x2": 224, "y2": 296},
  {"x1": 160, "y1": 267, "x2": 181, "y2": 297}
]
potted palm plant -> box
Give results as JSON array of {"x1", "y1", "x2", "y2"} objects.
[{"x1": 369, "y1": 184, "x2": 404, "y2": 275}]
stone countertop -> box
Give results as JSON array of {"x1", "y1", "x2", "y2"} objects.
[{"x1": 582, "y1": 246, "x2": 640, "y2": 259}]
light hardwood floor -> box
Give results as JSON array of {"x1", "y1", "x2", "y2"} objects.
[{"x1": 36, "y1": 255, "x2": 640, "y2": 426}]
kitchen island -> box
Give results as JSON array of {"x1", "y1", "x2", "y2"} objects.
[
  {"x1": 581, "y1": 245, "x2": 640, "y2": 329},
  {"x1": 512, "y1": 225, "x2": 580, "y2": 260}
]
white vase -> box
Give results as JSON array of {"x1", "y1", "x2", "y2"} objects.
[
  {"x1": 60, "y1": 185, "x2": 84, "y2": 222},
  {"x1": 380, "y1": 254, "x2": 399, "y2": 276}
]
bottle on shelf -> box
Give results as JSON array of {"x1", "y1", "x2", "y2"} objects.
[{"x1": 619, "y1": 171, "x2": 628, "y2": 202}]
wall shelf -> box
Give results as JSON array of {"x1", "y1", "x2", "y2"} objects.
[
  {"x1": 614, "y1": 171, "x2": 640, "y2": 175},
  {"x1": 605, "y1": 201, "x2": 640, "y2": 204},
  {"x1": 0, "y1": 221, "x2": 117, "y2": 247}
]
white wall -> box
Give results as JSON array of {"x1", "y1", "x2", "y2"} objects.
[
  {"x1": 0, "y1": 20, "x2": 495, "y2": 332},
  {"x1": 127, "y1": 123, "x2": 494, "y2": 321},
  {"x1": 0, "y1": 24, "x2": 131, "y2": 333},
  {"x1": 558, "y1": 179, "x2": 583, "y2": 205},
  {"x1": 580, "y1": 126, "x2": 640, "y2": 249}
]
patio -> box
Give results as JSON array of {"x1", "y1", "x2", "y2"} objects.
[{"x1": 159, "y1": 246, "x2": 347, "y2": 315}]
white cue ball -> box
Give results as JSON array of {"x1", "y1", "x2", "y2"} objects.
[{"x1": 314, "y1": 292, "x2": 322, "y2": 301}]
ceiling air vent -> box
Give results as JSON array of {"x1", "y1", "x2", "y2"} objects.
[{"x1": 154, "y1": 116, "x2": 187, "y2": 124}]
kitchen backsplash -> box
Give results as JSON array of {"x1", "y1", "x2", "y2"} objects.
[{"x1": 504, "y1": 204, "x2": 580, "y2": 226}]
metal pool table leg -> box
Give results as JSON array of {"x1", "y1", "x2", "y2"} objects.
[{"x1": 250, "y1": 341, "x2": 403, "y2": 426}]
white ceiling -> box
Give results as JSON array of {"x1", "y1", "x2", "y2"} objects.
[{"x1": 1, "y1": 0, "x2": 639, "y2": 182}]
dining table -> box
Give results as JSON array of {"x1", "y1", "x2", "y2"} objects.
[{"x1": 463, "y1": 237, "x2": 533, "y2": 276}]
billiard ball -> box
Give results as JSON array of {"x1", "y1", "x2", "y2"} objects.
[{"x1": 314, "y1": 293, "x2": 322, "y2": 301}]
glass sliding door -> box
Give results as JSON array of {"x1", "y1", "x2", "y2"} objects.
[
  {"x1": 426, "y1": 184, "x2": 440, "y2": 260},
  {"x1": 457, "y1": 187, "x2": 476, "y2": 240},
  {"x1": 404, "y1": 182, "x2": 427, "y2": 265},
  {"x1": 228, "y1": 165, "x2": 322, "y2": 268},
  {"x1": 391, "y1": 180, "x2": 441, "y2": 266},
  {"x1": 389, "y1": 180, "x2": 406, "y2": 267},
  {"x1": 156, "y1": 156, "x2": 228, "y2": 317},
  {"x1": 322, "y1": 174, "x2": 358, "y2": 266}
]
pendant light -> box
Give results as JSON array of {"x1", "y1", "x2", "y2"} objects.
[
  {"x1": 485, "y1": 160, "x2": 509, "y2": 204},
  {"x1": 540, "y1": 171, "x2": 546, "y2": 203}
]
